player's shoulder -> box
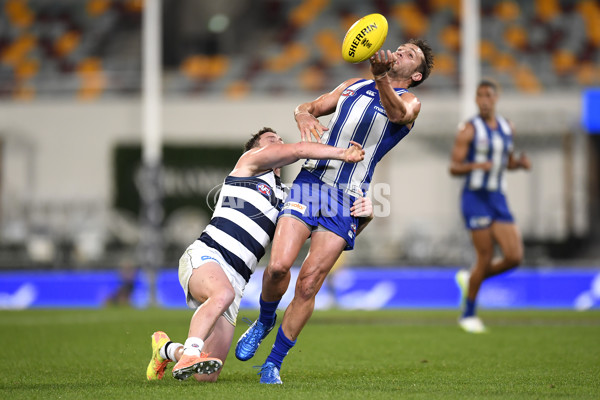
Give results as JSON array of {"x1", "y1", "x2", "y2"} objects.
[
  {"x1": 334, "y1": 78, "x2": 364, "y2": 92},
  {"x1": 457, "y1": 119, "x2": 476, "y2": 137}
]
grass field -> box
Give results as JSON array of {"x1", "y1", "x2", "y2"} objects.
[{"x1": 1, "y1": 308, "x2": 599, "y2": 399}]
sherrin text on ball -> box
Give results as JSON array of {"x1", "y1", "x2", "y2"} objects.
[{"x1": 342, "y1": 13, "x2": 388, "y2": 63}]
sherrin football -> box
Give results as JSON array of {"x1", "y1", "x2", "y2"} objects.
[{"x1": 341, "y1": 13, "x2": 388, "y2": 63}]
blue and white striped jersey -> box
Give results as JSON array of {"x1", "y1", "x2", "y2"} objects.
[
  {"x1": 198, "y1": 170, "x2": 285, "y2": 282},
  {"x1": 464, "y1": 115, "x2": 513, "y2": 192},
  {"x1": 303, "y1": 79, "x2": 413, "y2": 197}
]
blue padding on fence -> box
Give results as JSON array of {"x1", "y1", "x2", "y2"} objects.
[
  {"x1": 582, "y1": 88, "x2": 600, "y2": 134},
  {"x1": 1, "y1": 267, "x2": 599, "y2": 310}
]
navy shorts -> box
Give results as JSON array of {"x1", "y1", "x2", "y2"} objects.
[
  {"x1": 461, "y1": 189, "x2": 514, "y2": 230},
  {"x1": 279, "y1": 169, "x2": 359, "y2": 250}
]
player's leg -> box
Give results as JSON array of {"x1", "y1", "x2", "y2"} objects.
[
  {"x1": 280, "y1": 230, "x2": 346, "y2": 340},
  {"x1": 262, "y1": 216, "x2": 312, "y2": 302},
  {"x1": 172, "y1": 262, "x2": 232, "y2": 380},
  {"x1": 186, "y1": 263, "x2": 235, "y2": 339},
  {"x1": 487, "y1": 222, "x2": 523, "y2": 278},
  {"x1": 467, "y1": 228, "x2": 495, "y2": 301},
  {"x1": 459, "y1": 227, "x2": 494, "y2": 333},
  {"x1": 259, "y1": 230, "x2": 347, "y2": 384},
  {"x1": 235, "y1": 216, "x2": 310, "y2": 361}
]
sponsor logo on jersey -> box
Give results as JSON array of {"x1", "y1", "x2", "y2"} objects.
[
  {"x1": 342, "y1": 89, "x2": 356, "y2": 97},
  {"x1": 374, "y1": 105, "x2": 387, "y2": 115},
  {"x1": 257, "y1": 183, "x2": 272, "y2": 196},
  {"x1": 366, "y1": 90, "x2": 376, "y2": 97},
  {"x1": 283, "y1": 201, "x2": 307, "y2": 214}
]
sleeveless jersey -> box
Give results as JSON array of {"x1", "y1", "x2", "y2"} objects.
[
  {"x1": 198, "y1": 170, "x2": 285, "y2": 282},
  {"x1": 464, "y1": 115, "x2": 513, "y2": 192},
  {"x1": 302, "y1": 79, "x2": 413, "y2": 197}
]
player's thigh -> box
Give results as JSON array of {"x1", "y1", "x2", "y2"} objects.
[
  {"x1": 491, "y1": 222, "x2": 523, "y2": 260},
  {"x1": 269, "y1": 216, "x2": 311, "y2": 268},
  {"x1": 193, "y1": 316, "x2": 235, "y2": 382},
  {"x1": 188, "y1": 262, "x2": 235, "y2": 305}
]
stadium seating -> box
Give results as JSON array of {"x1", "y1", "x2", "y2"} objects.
[{"x1": 0, "y1": 0, "x2": 598, "y2": 99}]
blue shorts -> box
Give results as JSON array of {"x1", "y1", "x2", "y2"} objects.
[
  {"x1": 461, "y1": 189, "x2": 514, "y2": 230},
  {"x1": 279, "y1": 169, "x2": 359, "y2": 250}
]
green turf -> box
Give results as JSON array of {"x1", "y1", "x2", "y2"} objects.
[{"x1": 1, "y1": 308, "x2": 598, "y2": 399}]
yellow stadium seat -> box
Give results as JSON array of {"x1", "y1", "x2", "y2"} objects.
[
  {"x1": 494, "y1": 0, "x2": 521, "y2": 22},
  {"x1": 513, "y1": 65, "x2": 542, "y2": 93}
]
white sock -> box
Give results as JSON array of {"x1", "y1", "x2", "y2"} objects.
[
  {"x1": 182, "y1": 337, "x2": 204, "y2": 357},
  {"x1": 160, "y1": 342, "x2": 183, "y2": 362}
]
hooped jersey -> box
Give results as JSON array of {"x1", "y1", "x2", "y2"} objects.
[
  {"x1": 198, "y1": 170, "x2": 286, "y2": 282},
  {"x1": 464, "y1": 115, "x2": 513, "y2": 192},
  {"x1": 302, "y1": 79, "x2": 413, "y2": 197}
]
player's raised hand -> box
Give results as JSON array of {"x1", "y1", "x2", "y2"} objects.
[
  {"x1": 351, "y1": 196, "x2": 373, "y2": 218},
  {"x1": 369, "y1": 49, "x2": 395, "y2": 77},
  {"x1": 295, "y1": 112, "x2": 328, "y2": 143},
  {"x1": 343, "y1": 141, "x2": 365, "y2": 163}
]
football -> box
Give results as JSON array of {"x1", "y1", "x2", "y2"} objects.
[{"x1": 341, "y1": 13, "x2": 388, "y2": 63}]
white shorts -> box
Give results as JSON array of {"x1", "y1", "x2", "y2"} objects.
[{"x1": 178, "y1": 240, "x2": 246, "y2": 326}]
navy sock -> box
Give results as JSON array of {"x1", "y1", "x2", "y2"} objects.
[
  {"x1": 463, "y1": 298, "x2": 476, "y2": 318},
  {"x1": 266, "y1": 326, "x2": 296, "y2": 370},
  {"x1": 258, "y1": 295, "x2": 279, "y2": 327}
]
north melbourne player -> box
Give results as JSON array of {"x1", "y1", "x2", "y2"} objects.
[
  {"x1": 236, "y1": 39, "x2": 434, "y2": 384},
  {"x1": 450, "y1": 80, "x2": 531, "y2": 333}
]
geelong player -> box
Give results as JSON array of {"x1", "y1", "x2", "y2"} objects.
[
  {"x1": 235, "y1": 40, "x2": 434, "y2": 384},
  {"x1": 449, "y1": 80, "x2": 531, "y2": 333},
  {"x1": 146, "y1": 127, "x2": 371, "y2": 382}
]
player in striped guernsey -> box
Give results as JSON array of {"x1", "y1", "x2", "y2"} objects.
[
  {"x1": 236, "y1": 40, "x2": 435, "y2": 384},
  {"x1": 449, "y1": 80, "x2": 531, "y2": 333},
  {"x1": 146, "y1": 127, "x2": 368, "y2": 382}
]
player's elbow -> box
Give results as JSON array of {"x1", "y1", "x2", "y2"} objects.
[
  {"x1": 449, "y1": 164, "x2": 460, "y2": 176},
  {"x1": 387, "y1": 112, "x2": 409, "y2": 125}
]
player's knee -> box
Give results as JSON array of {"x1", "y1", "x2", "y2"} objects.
[
  {"x1": 505, "y1": 251, "x2": 522, "y2": 269},
  {"x1": 214, "y1": 289, "x2": 235, "y2": 310},
  {"x1": 476, "y1": 250, "x2": 494, "y2": 265},
  {"x1": 267, "y1": 259, "x2": 292, "y2": 281},
  {"x1": 295, "y1": 273, "x2": 324, "y2": 301}
]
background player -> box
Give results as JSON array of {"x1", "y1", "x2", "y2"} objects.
[
  {"x1": 236, "y1": 39, "x2": 434, "y2": 384},
  {"x1": 449, "y1": 80, "x2": 531, "y2": 333},
  {"x1": 146, "y1": 127, "x2": 369, "y2": 382}
]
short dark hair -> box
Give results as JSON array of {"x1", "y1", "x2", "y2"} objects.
[
  {"x1": 478, "y1": 79, "x2": 498, "y2": 93},
  {"x1": 243, "y1": 127, "x2": 276, "y2": 152},
  {"x1": 408, "y1": 38, "x2": 434, "y2": 88}
]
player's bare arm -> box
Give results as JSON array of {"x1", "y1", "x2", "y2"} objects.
[
  {"x1": 370, "y1": 49, "x2": 421, "y2": 125},
  {"x1": 234, "y1": 141, "x2": 365, "y2": 176},
  {"x1": 294, "y1": 78, "x2": 361, "y2": 143},
  {"x1": 449, "y1": 122, "x2": 493, "y2": 176},
  {"x1": 505, "y1": 122, "x2": 532, "y2": 170}
]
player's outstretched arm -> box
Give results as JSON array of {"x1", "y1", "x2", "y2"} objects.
[
  {"x1": 294, "y1": 78, "x2": 361, "y2": 143},
  {"x1": 240, "y1": 141, "x2": 365, "y2": 175},
  {"x1": 370, "y1": 50, "x2": 421, "y2": 125}
]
